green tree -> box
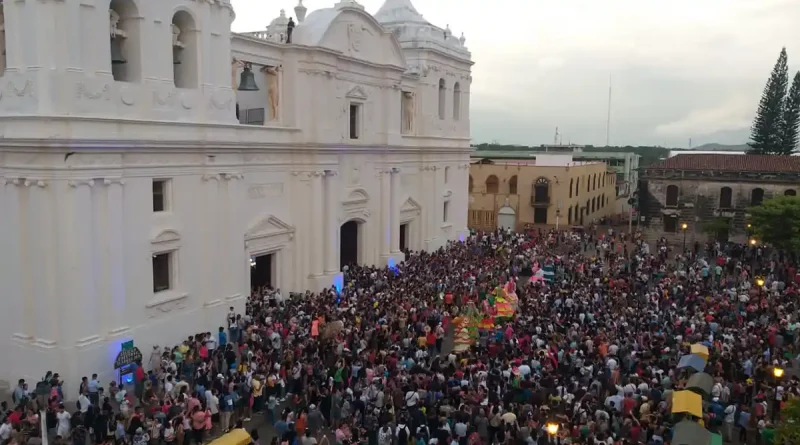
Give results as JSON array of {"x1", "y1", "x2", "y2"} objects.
[
  {"x1": 776, "y1": 398, "x2": 800, "y2": 444},
  {"x1": 749, "y1": 48, "x2": 789, "y2": 154},
  {"x1": 749, "y1": 196, "x2": 800, "y2": 254},
  {"x1": 701, "y1": 217, "x2": 731, "y2": 241},
  {"x1": 780, "y1": 71, "x2": 800, "y2": 154}
]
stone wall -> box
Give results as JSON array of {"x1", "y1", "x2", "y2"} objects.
[{"x1": 640, "y1": 177, "x2": 799, "y2": 246}]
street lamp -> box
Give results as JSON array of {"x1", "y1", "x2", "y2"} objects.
[
  {"x1": 545, "y1": 423, "x2": 559, "y2": 436},
  {"x1": 750, "y1": 238, "x2": 757, "y2": 246},
  {"x1": 756, "y1": 277, "x2": 765, "y2": 287},
  {"x1": 774, "y1": 367, "x2": 785, "y2": 378},
  {"x1": 680, "y1": 222, "x2": 688, "y2": 252}
]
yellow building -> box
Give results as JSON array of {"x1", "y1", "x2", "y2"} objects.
[{"x1": 468, "y1": 154, "x2": 617, "y2": 231}]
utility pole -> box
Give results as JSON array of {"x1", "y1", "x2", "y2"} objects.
[{"x1": 606, "y1": 74, "x2": 612, "y2": 147}]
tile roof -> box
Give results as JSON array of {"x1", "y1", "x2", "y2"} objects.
[{"x1": 644, "y1": 154, "x2": 800, "y2": 173}]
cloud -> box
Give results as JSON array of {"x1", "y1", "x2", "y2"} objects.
[{"x1": 654, "y1": 96, "x2": 753, "y2": 138}]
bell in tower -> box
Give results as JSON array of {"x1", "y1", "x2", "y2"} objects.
[
  {"x1": 110, "y1": 37, "x2": 126, "y2": 65},
  {"x1": 237, "y1": 63, "x2": 259, "y2": 91}
]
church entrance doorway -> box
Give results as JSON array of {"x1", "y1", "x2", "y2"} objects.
[
  {"x1": 400, "y1": 223, "x2": 409, "y2": 251},
  {"x1": 250, "y1": 253, "x2": 274, "y2": 290},
  {"x1": 340, "y1": 221, "x2": 360, "y2": 270}
]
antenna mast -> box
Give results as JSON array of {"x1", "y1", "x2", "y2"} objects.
[
  {"x1": 606, "y1": 74, "x2": 612, "y2": 147},
  {"x1": 554, "y1": 127, "x2": 559, "y2": 145}
]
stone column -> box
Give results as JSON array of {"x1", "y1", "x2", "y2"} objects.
[
  {"x1": 68, "y1": 179, "x2": 100, "y2": 346},
  {"x1": 106, "y1": 179, "x2": 128, "y2": 335},
  {"x1": 324, "y1": 170, "x2": 340, "y2": 274},
  {"x1": 3, "y1": 179, "x2": 28, "y2": 340},
  {"x1": 222, "y1": 173, "x2": 244, "y2": 297},
  {"x1": 309, "y1": 171, "x2": 324, "y2": 276},
  {"x1": 27, "y1": 180, "x2": 58, "y2": 346},
  {"x1": 380, "y1": 170, "x2": 391, "y2": 257},
  {"x1": 390, "y1": 168, "x2": 401, "y2": 253}
]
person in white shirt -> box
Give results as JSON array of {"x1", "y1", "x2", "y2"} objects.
[
  {"x1": 56, "y1": 405, "x2": 71, "y2": 437},
  {"x1": 0, "y1": 419, "x2": 12, "y2": 441}
]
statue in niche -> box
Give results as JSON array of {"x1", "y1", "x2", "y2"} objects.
[
  {"x1": 171, "y1": 24, "x2": 184, "y2": 48},
  {"x1": 263, "y1": 65, "x2": 281, "y2": 120},
  {"x1": 109, "y1": 9, "x2": 124, "y2": 38},
  {"x1": 402, "y1": 91, "x2": 414, "y2": 132}
]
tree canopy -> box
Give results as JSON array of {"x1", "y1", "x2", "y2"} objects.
[
  {"x1": 776, "y1": 398, "x2": 800, "y2": 444},
  {"x1": 749, "y1": 196, "x2": 800, "y2": 253},
  {"x1": 749, "y1": 47, "x2": 800, "y2": 155}
]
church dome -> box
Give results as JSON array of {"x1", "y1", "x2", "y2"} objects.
[
  {"x1": 374, "y1": 0, "x2": 428, "y2": 25},
  {"x1": 266, "y1": 9, "x2": 290, "y2": 39}
]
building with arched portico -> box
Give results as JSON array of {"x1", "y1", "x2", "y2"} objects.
[{"x1": 0, "y1": 0, "x2": 471, "y2": 394}]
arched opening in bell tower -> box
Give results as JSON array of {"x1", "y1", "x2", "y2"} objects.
[
  {"x1": 109, "y1": 0, "x2": 141, "y2": 83},
  {"x1": 171, "y1": 10, "x2": 198, "y2": 89}
]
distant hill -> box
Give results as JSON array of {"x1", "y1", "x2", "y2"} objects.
[{"x1": 690, "y1": 143, "x2": 748, "y2": 151}]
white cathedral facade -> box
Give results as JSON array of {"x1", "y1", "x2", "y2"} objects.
[{"x1": 0, "y1": 0, "x2": 472, "y2": 392}]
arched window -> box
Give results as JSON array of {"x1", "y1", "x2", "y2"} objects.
[
  {"x1": 0, "y1": 4, "x2": 6, "y2": 76},
  {"x1": 785, "y1": 189, "x2": 796, "y2": 196},
  {"x1": 719, "y1": 187, "x2": 732, "y2": 208},
  {"x1": 575, "y1": 177, "x2": 580, "y2": 197},
  {"x1": 172, "y1": 11, "x2": 198, "y2": 88},
  {"x1": 586, "y1": 176, "x2": 590, "y2": 192},
  {"x1": 534, "y1": 177, "x2": 550, "y2": 203},
  {"x1": 569, "y1": 178, "x2": 573, "y2": 198},
  {"x1": 592, "y1": 174, "x2": 597, "y2": 191},
  {"x1": 485, "y1": 175, "x2": 499, "y2": 194},
  {"x1": 586, "y1": 199, "x2": 590, "y2": 214},
  {"x1": 109, "y1": 0, "x2": 142, "y2": 82},
  {"x1": 438, "y1": 78, "x2": 446, "y2": 120},
  {"x1": 591, "y1": 197, "x2": 596, "y2": 213},
  {"x1": 468, "y1": 175, "x2": 473, "y2": 193},
  {"x1": 575, "y1": 204, "x2": 580, "y2": 222},
  {"x1": 602, "y1": 173, "x2": 605, "y2": 187},
  {"x1": 508, "y1": 175, "x2": 518, "y2": 194},
  {"x1": 665, "y1": 185, "x2": 679, "y2": 207},
  {"x1": 567, "y1": 207, "x2": 572, "y2": 224},
  {"x1": 751, "y1": 188, "x2": 764, "y2": 206},
  {"x1": 444, "y1": 166, "x2": 450, "y2": 184},
  {"x1": 453, "y1": 82, "x2": 461, "y2": 120}
]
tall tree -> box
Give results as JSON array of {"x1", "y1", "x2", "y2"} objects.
[
  {"x1": 749, "y1": 195, "x2": 800, "y2": 254},
  {"x1": 749, "y1": 47, "x2": 789, "y2": 154},
  {"x1": 780, "y1": 71, "x2": 800, "y2": 154}
]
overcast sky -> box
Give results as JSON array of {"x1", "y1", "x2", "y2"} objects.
[{"x1": 230, "y1": 0, "x2": 800, "y2": 147}]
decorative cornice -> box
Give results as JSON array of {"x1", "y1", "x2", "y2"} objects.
[
  {"x1": 221, "y1": 172, "x2": 244, "y2": 180},
  {"x1": 202, "y1": 174, "x2": 220, "y2": 181},
  {"x1": 307, "y1": 171, "x2": 325, "y2": 178},
  {"x1": 324, "y1": 170, "x2": 338, "y2": 177},
  {"x1": 68, "y1": 179, "x2": 94, "y2": 187},
  {"x1": 457, "y1": 163, "x2": 470, "y2": 169},
  {"x1": 102, "y1": 178, "x2": 125, "y2": 186},
  {"x1": 3, "y1": 177, "x2": 48, "y2": 187}
]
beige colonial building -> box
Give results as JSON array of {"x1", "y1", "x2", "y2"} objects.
[{"x1": 468, "y1": 154, "x2": 617, "y2": 231}]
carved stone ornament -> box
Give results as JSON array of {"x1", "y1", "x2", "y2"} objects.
[
  {"x1": 76, "y1": 82, "x2": 111, "y2": 101},
  {"x1": 0, "y1": 80, "x2": 35, "y2": 101},
  {"x1": 348, "y1": 23, "x2": 363, "y2": 52},
  {"x1": 210, "y1": 90, "x2": 233, "y2": 110},
  {"x1": 153, "y1": 90, "x2": 176, "y2": 107}
]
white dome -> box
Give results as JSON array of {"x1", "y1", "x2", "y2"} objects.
[{"x1": 374, "y1": 0, "x2": 428, "y2": 25}]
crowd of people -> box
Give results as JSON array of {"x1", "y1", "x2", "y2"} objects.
[{"x1": 2, "y1": 227, "x2": 799, "y2": 445}]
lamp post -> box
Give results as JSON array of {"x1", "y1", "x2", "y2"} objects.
[
  {"x1": 545, "y1": 422, "x2": 559, "y2": 443},
  {"x1": 680, "y1": 222, "x2": 688, "y2": 252},
  {"x1": 774, "y1": 367, "x2": 785, "y2": 379}
]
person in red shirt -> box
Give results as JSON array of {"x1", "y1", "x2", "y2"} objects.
[{"x1": 7, "y1": 408, "x2": 22, "y2": 427}]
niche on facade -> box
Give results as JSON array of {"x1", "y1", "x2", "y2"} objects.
[
  {"x1": 109, "y1": 0, "x2": 141, "y2": 82},
  {"x1": 0, "y1": 5, "x2": 6, "y2": 76},
  {"x1": 172, "y1": 10, "x2": 198, "y2": 89},
  {"x1": 437, "y1": 78, "x2": 446, "y2": 119},
  {"x1": 453, "y1": 82, "x2": 461, "y2": 120},
  {"x1": 401, "y1": 91, "x2": 414, "y2": 134}
]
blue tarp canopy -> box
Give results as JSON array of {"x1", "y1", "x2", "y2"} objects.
[{"x1": 678, "y1": 354, "x2": 706, "y2": 372}]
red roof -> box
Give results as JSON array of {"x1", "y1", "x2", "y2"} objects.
[{"x1": 645, "y1": 154, "x2": 800, "y2": 173}]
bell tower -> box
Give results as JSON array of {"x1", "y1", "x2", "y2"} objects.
[{"x1": 0, "y1": 0, "x2": 238, "y2": 124}]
